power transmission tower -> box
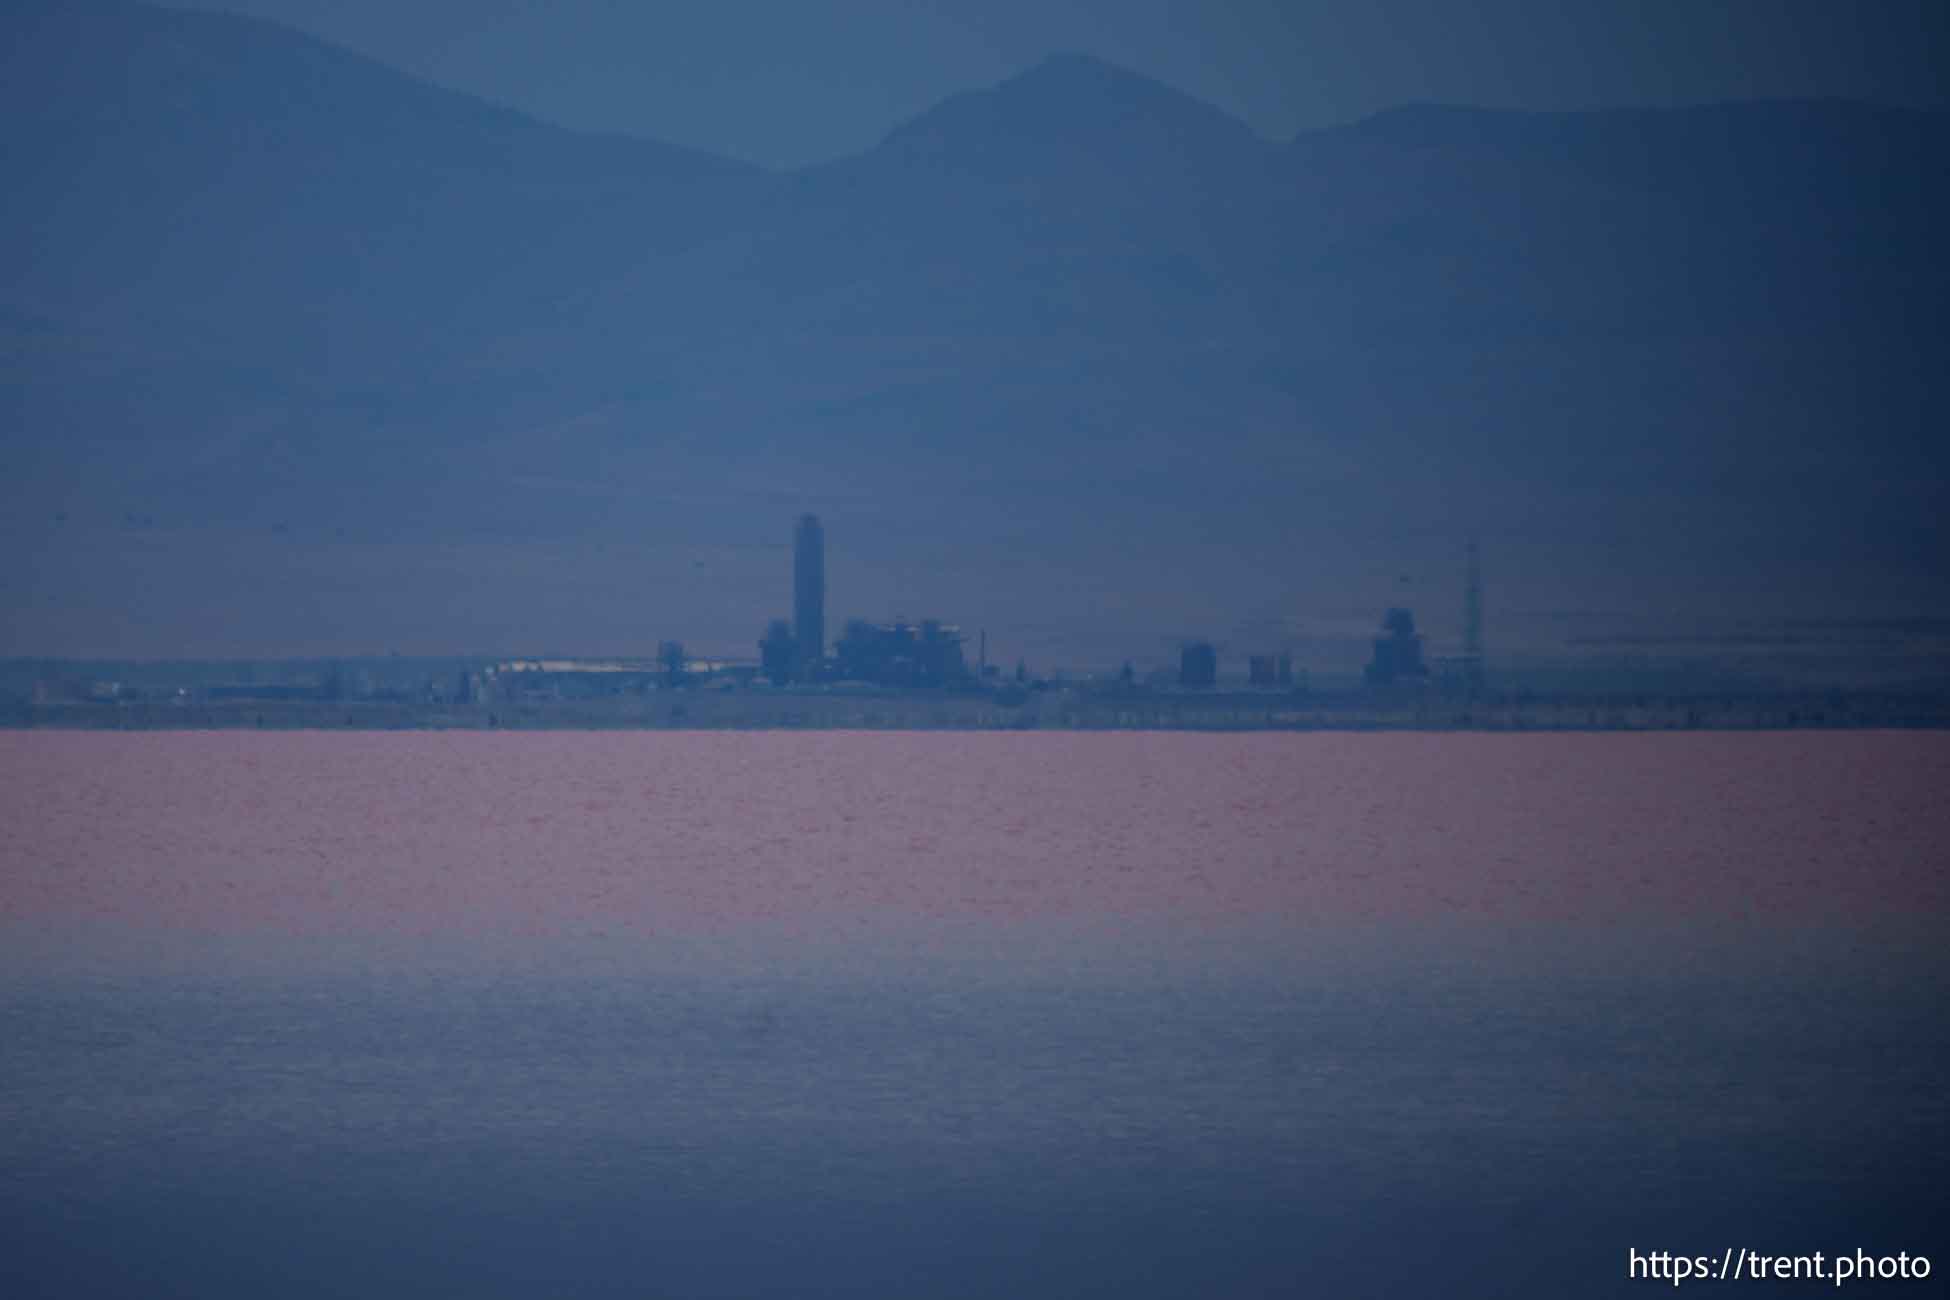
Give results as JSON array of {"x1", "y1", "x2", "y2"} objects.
[{"x1": 1462, "y1": 540, "x2": 1485, "y2": 695}]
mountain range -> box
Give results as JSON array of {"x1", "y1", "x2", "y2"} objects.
[{"x1": 4, "y1": 0, "x2": 1946, "y2": 674}]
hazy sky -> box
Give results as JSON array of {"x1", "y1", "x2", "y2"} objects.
[{"x1": 185, "y1": 0, "x2": 1950, "y2": 168}]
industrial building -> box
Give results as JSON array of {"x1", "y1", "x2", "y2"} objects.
[
  {"x1": 1179, "y1": 642, "x2": 1217, "y2": 688},
  {"x1": 1364, "y1": 609, "x2": 1430, "y2": 686},
  {"x1": 758, "y1": 512, "x2": 975, "y2": 688},
  {"x1": 750, "y1": 513, "x2": 1477, "y2": 695},
  {"x1": 835, "y1": 619, "x2": 971, "y2": 687}
]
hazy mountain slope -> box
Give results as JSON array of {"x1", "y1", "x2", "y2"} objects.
[
  {"x1": 2, "y1": 5, "x2": 1945, "y2": 665},
  {"x1": 1, "y1": 0, "x2": 757, "y2": 381},
  {"x1": 570, "y1": 70, "x2": 1947, "y2": 582},
  {"x1": 1, "y1": 0, "x2": 767, "y2": 599}
]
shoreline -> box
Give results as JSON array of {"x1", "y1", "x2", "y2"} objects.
[{"x1": 9, "y1": 688, "x2": 1949, "y2": 732}]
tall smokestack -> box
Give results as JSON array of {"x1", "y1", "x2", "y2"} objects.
[{"x1": 794, "y1": 513, "x2": 825, "y2": 672}]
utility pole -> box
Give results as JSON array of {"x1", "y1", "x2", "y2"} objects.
[{"x1": 1462, "y1": 539, "x2": 1485, "y2": 695}]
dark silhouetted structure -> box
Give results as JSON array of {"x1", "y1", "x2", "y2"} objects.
[
  {"x1": 657, "y1": 640, "x2": 687, "y2": 687},
  {"x1": 1462, "y1": 540, "x2": 1485, "y2": 693},
  {"x1": 794, "y1": 513, "x2": 825, "y2": 674},
  {"x1": 1365, "y1": 609, "x2": 1429, "y2": 686},
  {"x1": 759, "y1": 619, "x2": 795, "y2": 684},
  {"x1": 835, "y1": 619, "x2": 969, "y2": 687},
  {"x1": 1180, "y1": 642, "x2": 1217, "y2": 688}
]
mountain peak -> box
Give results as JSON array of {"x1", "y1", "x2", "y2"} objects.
[
  {"x1": 996, "y1": 50, "x2": 1258, "y2": 141},
  {"x1": 1002, "y1": 50, "x2": 1164, "y2": 93},
  {"x1": 875, "y1": 50, "x2": 1262, "y2": 170}
]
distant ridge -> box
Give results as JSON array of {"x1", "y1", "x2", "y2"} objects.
[
  {"x1": 872, "y1": 49, "x2": 1267, "y2": 174},
  {"x1": 0, "y1": 0, "x2": 757, "y2": 178},
  {"x1": 2, "y1": 0, "x2": 1945, "y2": 662}
]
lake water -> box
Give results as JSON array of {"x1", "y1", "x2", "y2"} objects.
[{"x1": 3, "y1": 732, "x2": 1945, "y2": 1297}]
